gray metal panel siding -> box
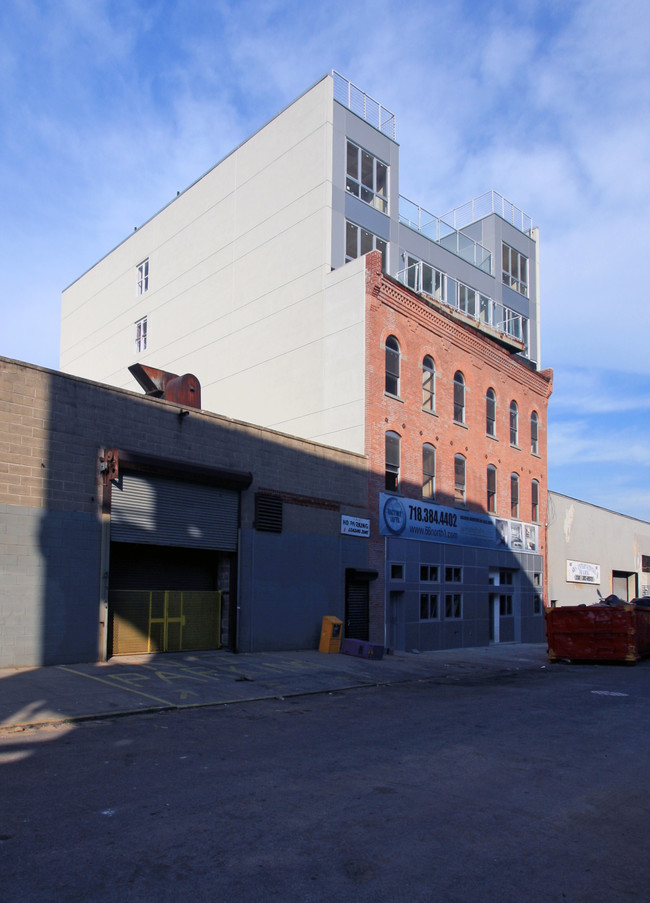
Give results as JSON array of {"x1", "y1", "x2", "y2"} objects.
[{"x1": 111, "y1": 473, "x2": 239, "y2": 550}]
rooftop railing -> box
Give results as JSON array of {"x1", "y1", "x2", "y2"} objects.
[
  {"x1": 396, "y1": 260, "x2": 528, "y2": 351},
  {"x1": 332, "y1": 71, "x2": 396, "y2": 140},
  {"x1": 399, "y1": 196, "x2": 492, "y2": 274},
  {"x1": 440, "y1": 190, "x2": 534, "y2": 235}
]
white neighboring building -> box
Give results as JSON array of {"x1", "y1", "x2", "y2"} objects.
[
  {"x1": 547, "y1": 492, "x2": 650, "y2": 605},
  {"x1": 60, "y1": 71, "x2": 541, "y2": 455}
]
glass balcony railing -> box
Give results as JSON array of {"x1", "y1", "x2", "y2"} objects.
[
  {"x1": 396, "y1": 260, "x2": 528, "y2": 351},
  {"x1": 398, "y1": 196, "x2": 492, "y2": 274},
  {"x1": 440, "y1": 190, "x2": 534, "y2": 235}
]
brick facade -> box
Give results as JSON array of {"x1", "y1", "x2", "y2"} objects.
[{"x1": 363, "y1": 252, "x2": 552, "y2": 646}]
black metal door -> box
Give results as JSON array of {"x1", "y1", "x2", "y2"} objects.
[{"x1": 345, "y1": 576, "x2": 369, "y2": 640}]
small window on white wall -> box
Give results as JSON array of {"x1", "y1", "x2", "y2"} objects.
[
  {"x1": 135, "y1": 316, "x2": 147, "y2": 353},
  {"x1": 137, "y1": 259, "x2": 149, "y2": 295}
]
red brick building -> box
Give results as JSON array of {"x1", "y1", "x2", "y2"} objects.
[{"x1": 361, "y1": 252, "x2": 553, "y2": 651}]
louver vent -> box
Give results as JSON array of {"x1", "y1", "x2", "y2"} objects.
[
  {"x1": 255, "y1": 494, "x2": 283, "y2": 533},
  {"x1": 643, "y1": 556, "x2": 650, "y2": 573}
]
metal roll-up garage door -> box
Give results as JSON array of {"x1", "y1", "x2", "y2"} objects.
[{"x1": 110, "y1": 473, "x2": 239, "y2": 550}]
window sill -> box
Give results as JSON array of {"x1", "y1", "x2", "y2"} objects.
[
  {"x1": 510, "y1": 443, "x2": 521, "y2": 450},
  {"x1": 531, "y1": 451, "x2": 541, "y2": 459},
  {"x1": 384, "y1": 392, "x2": 404, "y2": 403},
  {"x1": 454, "y1": 421, "x2": 469, "y2": 430},
  {"x1": 486, "y1": 433, "x2": 498, "y2": 441},
  {"x1": 422, "y1": 408, "x2": 439, "y2": 417}
]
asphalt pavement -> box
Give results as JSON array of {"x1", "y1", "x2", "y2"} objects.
[{"x1": 0, "y1": 643, "x2": 550, "y2": 730}]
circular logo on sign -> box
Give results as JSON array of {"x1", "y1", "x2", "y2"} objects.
[{"x1": 383, "y1": 496, "x2": 406, "y2": 535}]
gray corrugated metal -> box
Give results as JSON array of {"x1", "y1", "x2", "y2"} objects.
[{"x1": 111, "y1": 473, "x2": 239, "y2": 550}]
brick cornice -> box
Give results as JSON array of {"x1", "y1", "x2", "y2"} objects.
[{"x1": 369, "y1": 264, "x2": 552, "y2": 399}]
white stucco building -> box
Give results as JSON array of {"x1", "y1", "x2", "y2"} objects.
[{"x1": 61, "y1": 71, "x2": 541, "y2": 455}]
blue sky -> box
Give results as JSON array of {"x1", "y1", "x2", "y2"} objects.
[{"x1": 2, "y1": 0, "x2": 650, "y2": 519}]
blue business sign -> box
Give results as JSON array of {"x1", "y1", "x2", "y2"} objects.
[{"x1": 379, "y1": 493, "x2": 538, "y2": 553}]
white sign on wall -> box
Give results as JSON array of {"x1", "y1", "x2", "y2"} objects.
[
  {"x1": 566, "y1": 559, "x2": 601, "y2": 584},
  {"x1": 341, "y1": 515, "x2": 370, "y2": 537}
]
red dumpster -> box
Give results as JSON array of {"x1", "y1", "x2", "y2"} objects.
[{"x1": 546, "y1": 601, "x2": 650, "y2": 663}]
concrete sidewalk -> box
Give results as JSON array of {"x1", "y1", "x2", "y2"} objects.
[{"x1": 0, "y1": 643, "x2": 550, "y2": 731}]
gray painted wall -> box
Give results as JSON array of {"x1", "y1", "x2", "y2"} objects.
[{"x1": 0, "y1": 357, "x2": 370, "y2": 666}]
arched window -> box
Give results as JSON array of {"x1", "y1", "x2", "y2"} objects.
[
  {"x1": 531, "y1": 479, "x2": 540, "y2": 522},
  {"x1": 454, "y1": 454, "x2": 466, "y2": 506},
  {"x1": 531, "y1": 411, "x2": 539, "y2": 455},
  {"x1": 385, "y1": 336, "x2": 400, "y2": 396},
  {"x1": 510, "y1": 473, "x2": 519, "y2": 518},
  {"x1": 509, "y1": 400, "x2": 519, "y2": 446},
  {"x1": 422, "y1": 355, "x2": 435, "y2": 412},
  {"x1": 454, "y1": 371, "x2": 465, "y2": 424},
  {"x1": 487, "y1": 464, "x2": 497, "y2": 514},
  {"x1": 486, "y1": 388, "x2": 496, "y2": 437},
  {"x1": 422, "y1": 444, "x2": 436, "y2": 499},
  {"x1": 385, "y1": 431, "x2": 400, "y2": 491}
]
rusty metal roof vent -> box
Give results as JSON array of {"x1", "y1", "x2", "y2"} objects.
[{"x1": 129, "y1": 364, "x2": 202, "y2": 409}]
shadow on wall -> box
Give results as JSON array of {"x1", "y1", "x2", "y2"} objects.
[{"x1": 27, "y1": 362, "x2": 369, "y2": 667}]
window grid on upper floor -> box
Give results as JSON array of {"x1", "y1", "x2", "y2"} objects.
[
  {"x1": 346, "y1": 140, "x2": 388, "y2": 214},
  {"x1": 345, "y1": 220, "x2": 387, "y2": 269},
  {"x1": 502, "y1": 243, "x2": 528, "y2": 297}
]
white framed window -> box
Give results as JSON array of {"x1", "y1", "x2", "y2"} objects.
[
  {"x1": 385, "y1": 431, "x2": 400, "y2": 492},
  {"x1": 137, "y1": 259, "x2": 149, "y2": 295},
  {"x1": 135, "y1": 316, "x2": 147, "y2": 353},
  {"x1": 502, "y1": 244, "x2": 528, "y2": 296},
  {"x1": 422, "y1": 444, "x2": 436, "y2": 500},
  {"x1": 420, "y1": 593, "x2": 439, "y2": 620},
  {"x1": 510, "y1": 472, "x2": 520, "y2": 519},
  {"x1": 487, "y1": 464, "x2": 497, "y2": 514},
  {"x1": 420, "y1": 565, "x2": 439, "y2": 582},
  {"x1": 445, "y1": 593, "x2": 462, "y2": 619},
  {"x1": 458, "y1": 283, "x2": 477, "y2": 317},
  {"x1": 422, "y1": 355, "x2": 435, "y2": 412},
  {"x1": 385, "y1": 335, "x2": 400, "y2": 396},
  {"x1": 510, "y1": 400, "x2": 519, "y2": 446},
  {"x1": 454, "y1": 454, "x2": 466, "y2": 507},
  {"x1": 454, "y1": 371, "x2": 466, "y2": 425},
  {"x1": 445, "y1": 566, "x2": 462, "y2": 583},
  {"x1": 531, "y1": 479, "x2": 540, "y2": 523},
  {"x1": 390, "y1": 563, "x2": 404, "y2": 581},
  {"x1": 346, "y1": 140, "x2": 388, "y2": 214},
  {"x1": 406, "y1": 256, "x2": 447, "y2": 302},
  {"x1": 346, "y1": 220, "x2": 387, "y2": 269},
  {"x1": 486, "y1": 388, "x2": 496, "y2": 437},
  {"x1": 531, "y1": 411, "x2": 539, "y2": 455}
]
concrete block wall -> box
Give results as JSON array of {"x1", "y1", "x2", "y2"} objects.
[{"x1": 0, "y1": 357, "x2": 370, "y2": 665}]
